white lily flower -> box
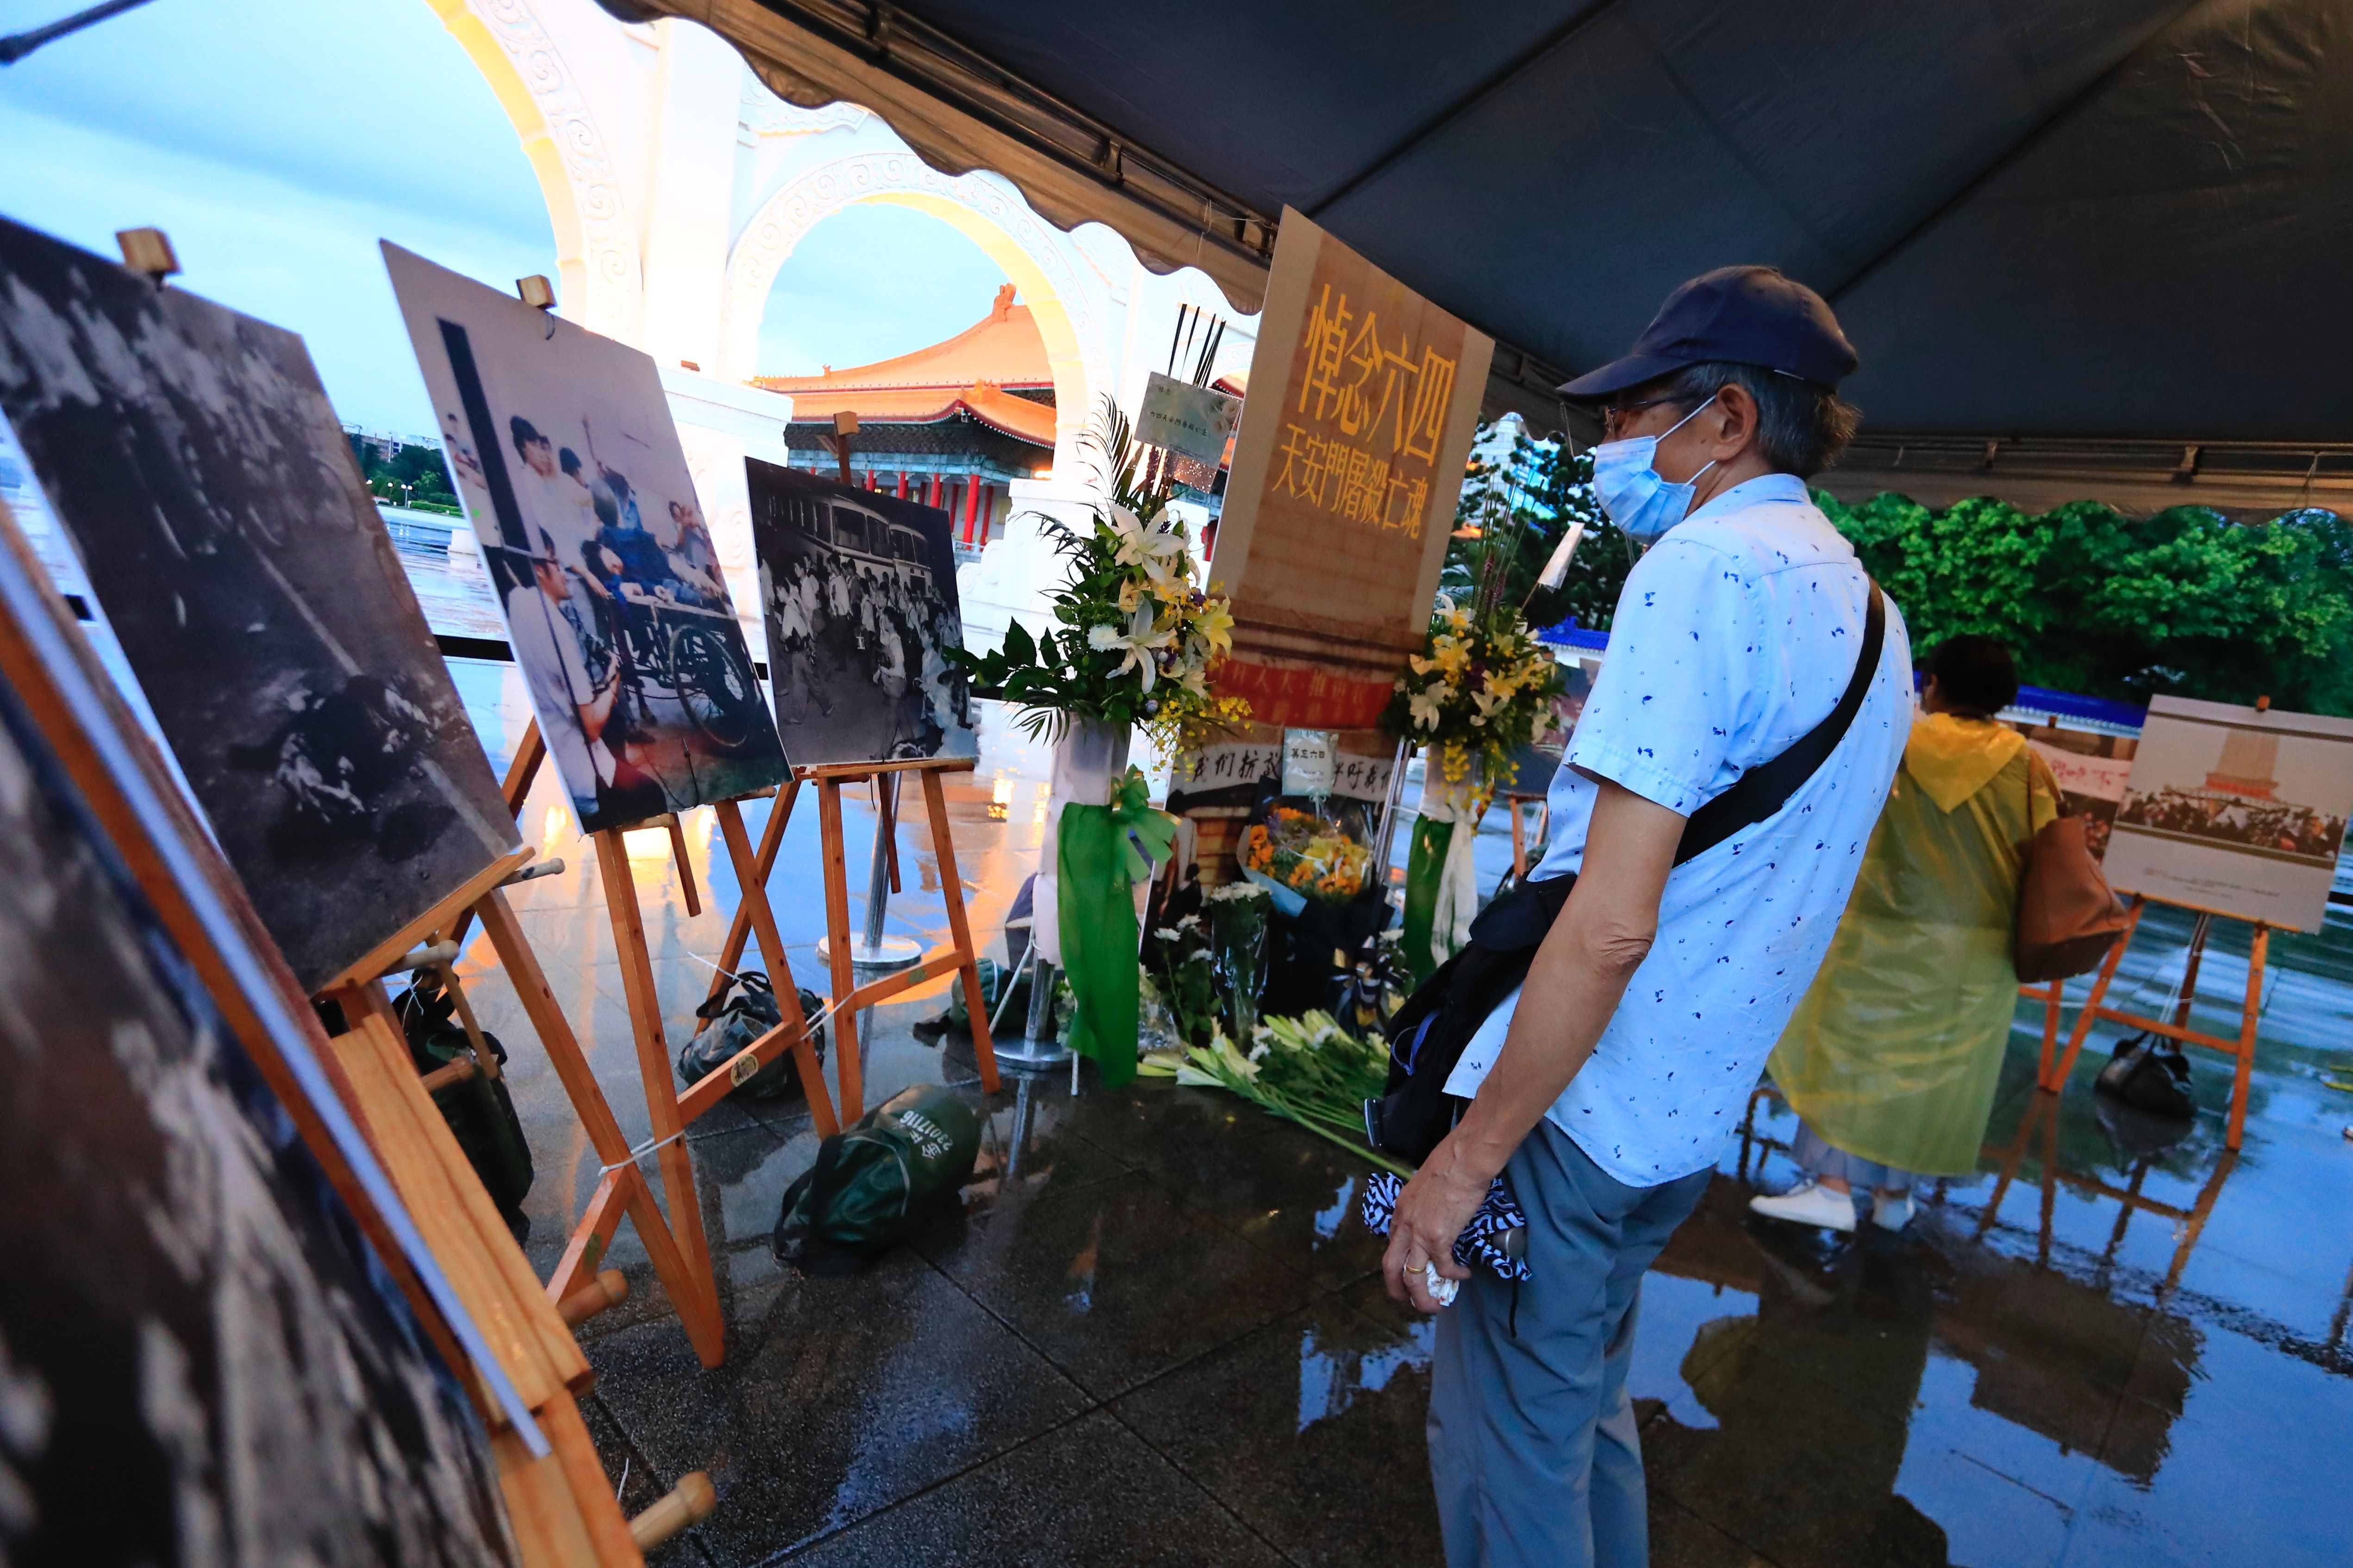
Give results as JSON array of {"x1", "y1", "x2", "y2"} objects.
[
  {"x1": 1409, "y1": 686, "x2": 1447, "y2": 731},
  {"x1": 1087, "y1": 601, "x2": 1177, "y2": 691},
  {"x1": 1108, "y1": 503, "x2": 1186, "y2": 577}
]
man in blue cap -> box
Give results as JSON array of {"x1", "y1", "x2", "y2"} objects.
[{"x1": 1380, "y1": 267, "x2": 1914, "y2": 1567}]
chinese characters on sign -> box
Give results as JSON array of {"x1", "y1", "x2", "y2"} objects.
[
  {"x1": 1215, "y1": 656, "x2": 1391, "y2": 729},
  {"x1": 1272, "y1": 283, "x2": 1457, "y2": 537},
  {"x1": 1210, "y1": 207, "x2": 1493, "y2": 733},
  {"x1": 1175, "y1": 737, "x2": 1396, "y2": 804},
  {"x1": 1282, "y1": 728, "x2": 1336, "y2": 796}
]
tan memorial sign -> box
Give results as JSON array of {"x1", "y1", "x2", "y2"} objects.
[{"x1": 1211, "y1": 208, "x2": 1492, "y2": 728}]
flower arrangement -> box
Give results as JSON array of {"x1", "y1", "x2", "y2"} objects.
[
  {"x1": 1383, "y1": 593, "x2": 1565, "y2": 790},
  {"x1": 1241, "y1": 806, "x2": 1374, "y2": 905},
  {"x1": 950, "y1": 398, "x2": 1249, "y2": 753},
  {"x1": 1137, "y1": 1010, "x2": 1408, "y2": 1176}
]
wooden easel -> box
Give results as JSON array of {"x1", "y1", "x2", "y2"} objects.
[
  {"x1": 485, "y1": 725, "x2": 837, "y2": 1361},
  {"x1": 308, "y1": 840, "x2": 733, "y2": 1370},
  {"x1": 690, "y1": 753, "x2": 1003, "y2": 1120},
  {"x1": 1501, "y1": 789, "x2": 1549, "y2": 880},
  {"x1": 1976, "y1": 1086, "x2": 2240, "y2": 1295},
  {"x1": 0, "y1": 505, "x2": 706, "y2": 1562},
  {"x1": 794, "y1": 755, "x2": 1000, "y2": 1118},
  {"x1": 2029, "y1": 894, "x2": 2272, "y2": 1149}
]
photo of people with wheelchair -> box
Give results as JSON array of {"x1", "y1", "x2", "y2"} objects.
[{"x1": 385, "y1": 242, "x2": 788, "y2": 834}]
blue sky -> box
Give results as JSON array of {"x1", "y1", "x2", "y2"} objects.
[
  {"x1": 0, "y1": 0, "x2": 1010, "y2": 431},
  {"x1": 758, "y1": 203, "x2": 1009, "y2": 379}
]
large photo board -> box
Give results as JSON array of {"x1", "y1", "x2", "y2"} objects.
[
  {"x1": 2101, "y1": 695, "x2": 2353, "y2": 931},
  {"x1": 383, "y1": 242, "x2": 786, "y2": 831},
  {"x1": 0, "y1": 629, "x2": 512, "y2": 1566},
  {"x1": 746, "y1": 460, "x2": 976, "y2": 767},
  {"x1": 1208, "y1": 207, "x2": 1494, "y2": 728},
  {"x1": 0, "y1": 217, "x2": 517, "y2": 992}
]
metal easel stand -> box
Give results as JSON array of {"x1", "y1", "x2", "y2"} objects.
[
  {"x1": 987, "y1": 938, "x2": 1071, "y2": 1073},
  {"x1": 815, "y1": 774, "x2": 924, "y2": 970}
]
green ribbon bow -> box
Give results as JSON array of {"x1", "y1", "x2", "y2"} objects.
[{"x1": 1057, "y1": 766, "x2": 1178, "y2": 1086}]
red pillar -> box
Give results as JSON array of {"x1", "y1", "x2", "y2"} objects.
[
  {"x1": 895, "y1": 471, "x2": 909, "y2": 500},
  {"x1": 963, "y1": 476, "x2": 981, "y2": 544},
  {"x1": 925, "y1": 473, "x2": 942, "y2": 510}
]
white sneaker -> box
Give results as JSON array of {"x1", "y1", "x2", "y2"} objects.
[
  {"x1": 1748, "y1": 1181, "x2": 1857, "y2": 1233},
  {"x1": 1872, "y1": 1192, "x2": 1914, "y2": 1232}
]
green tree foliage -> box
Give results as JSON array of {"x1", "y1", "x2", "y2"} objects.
[
  {"x1": 1442, "y1": 418, "x2": 1627, "y2": 633},
  {"x1": 1817, "y1": 490, "x2": 2353, "y2": 716},
  {"x1": 348, "y1": 432, "x2": 462, "y2": 516}
]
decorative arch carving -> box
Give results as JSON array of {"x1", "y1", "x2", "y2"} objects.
[
  {"x1": 718, "y1": 152, "x2": 1107, "y2": 457},
  {"x1": 424, "y1": 0, "x2": 644, "y2": 344}
]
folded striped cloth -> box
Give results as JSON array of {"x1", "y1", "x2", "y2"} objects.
[{"x1": 1360, "y1": 1170, "x2": 1532, "y2": 1283}]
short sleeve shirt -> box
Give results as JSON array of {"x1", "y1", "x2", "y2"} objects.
[
  {"x1": 1443, "y1": 473, "x2": 1914, "y2": 1187},
  {"x1": 504, "y1": 581, "x2": 607, "y2": 808}
]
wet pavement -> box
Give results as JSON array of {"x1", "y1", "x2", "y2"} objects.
[
  {"x1": 433, "y1": 670, "x2": 2353, "y2": 1567},
  {"x1": 12, "y1": 433, "x2": 2347, "y2": 1562},
  {"x1": 387, "y1": 535, "x2": 2353, "y2": 1566}
]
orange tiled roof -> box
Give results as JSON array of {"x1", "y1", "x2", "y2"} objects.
[
  {"x1": 754, "y1": 283, "x2": 1051, "y2": 397},
  {"x1": 780, "y1": 380, "x2": 1057, "y2": 448}
]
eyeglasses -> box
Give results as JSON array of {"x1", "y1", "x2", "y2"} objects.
[{"x1": 1602, "y1": 394, "x2": 1680, "y2": 439}]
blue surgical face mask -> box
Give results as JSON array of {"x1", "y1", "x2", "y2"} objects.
[{"x1": 1590, "y1": 394, "x2": 1719, "y2": 540}]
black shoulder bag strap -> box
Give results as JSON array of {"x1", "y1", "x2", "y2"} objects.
[
  {"x1": 1369, "y1": 577, "x2": 1887, "y2": 1164},
  {"x1": 1672, "y1": 578, "x2": 1885, "y2": 865}
]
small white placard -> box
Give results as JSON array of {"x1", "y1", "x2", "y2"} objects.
[
  {"x1": 1136, "y1": 372, "x2": 1243, "y2": 467},
  {"x1": 1282, "y1": 728, "x2": 1336, "y2": 796}
]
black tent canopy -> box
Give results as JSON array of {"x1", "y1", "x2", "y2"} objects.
[{"x1": 652, "y1": 0, "x2": 2353, "y2": 506}]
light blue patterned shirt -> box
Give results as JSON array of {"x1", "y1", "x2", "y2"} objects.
[{"x1": 1444, "y1": 473, "x2": 1912, "y2": 1187}]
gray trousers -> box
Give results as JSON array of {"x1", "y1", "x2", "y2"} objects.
[{"x1": 1427, "y1": 1122, "x2": 1711, "y2": 1568}]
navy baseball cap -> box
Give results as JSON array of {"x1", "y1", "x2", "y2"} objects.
[{"x1": 1559, "y1": 266, "x2": 1858, "y2": 400}]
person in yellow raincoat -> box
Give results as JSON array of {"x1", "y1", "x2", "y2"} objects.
[{"x1": 1750, "y1": 635, "x2": 2056, "y2": 1233}]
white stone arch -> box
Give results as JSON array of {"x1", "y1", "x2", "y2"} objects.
[
  {"x1": 422, "y1": 0, "x2": 645, "y2": 344},
  {"x1": 718, "y1": 152, "x2": 1109, "y2": 468}
]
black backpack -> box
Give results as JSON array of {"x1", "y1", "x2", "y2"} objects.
[
  {"x1": 1365, "y1": 582, "x2": 1885, "y2": 1166},
  {"x1": 396, "y1": 971, "x2": 534, "y2": 1218},
  {"x1": 677, "y1": 970, "x2": 826, "y2": 1102},
  {"x1": 2095, "y1": 1032, "x2": 2196, "y2": 1120}
]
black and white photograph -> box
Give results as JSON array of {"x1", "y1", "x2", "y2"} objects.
[
  {"x1": 383, "y1": 242, "x2": 786, "y2": 832},
  {"x1": 2103, "y1": 695, "x2": 2353, "y2": 932},
  {"x1": 747, "y1": 459, "x2": 977, "y2": 767},
  {"x1": 0, "y1": 647, "x2": 514, "y2": 1568},
  {"x1": 0, "y1": 216, "x2": 518, "y2": 992}
]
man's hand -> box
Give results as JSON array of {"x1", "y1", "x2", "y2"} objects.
[
  {"x1": 1381, "y1": 1147, "x2": 1490, "y2": 1311},
  {"x1": 1379, "y1": 779, "x2": 1688, "y2": 1312}
]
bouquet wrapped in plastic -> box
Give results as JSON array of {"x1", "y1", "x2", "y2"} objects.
[{"x1": 1240, "y1": 805, "x2": 1373, "y2": 909}]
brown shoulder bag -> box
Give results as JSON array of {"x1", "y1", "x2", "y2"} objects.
[{"x1": 2014, "y1": 753, "x2": 2131, "y2": 983}]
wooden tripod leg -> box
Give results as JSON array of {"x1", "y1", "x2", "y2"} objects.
[
  {"x1": 540, "y1": 1388, "x2": 645, "y2": 1567},
  {"x1": 817, "y1": 778, "x2": 864, "y2": 1118},
  {"x1": 880, "y1": 777, "x2": 902, "y2": 894},
  {"x1": 2045, "y1": 898, "x2": 2144, "y2": 1089},
  {"x1": 593, "y1": 834, "x2": 725, "y2": 1366},
  {"x1": 921, "y1": 767, "x2": 999, "y2": 1093},
  {"x1": 502, "y1": 720, "x2": 547, "y2": 816},
  {"x1": 2227, "y1": 925, "x2": 2268, "y2": 1150},
  {"x1": 2037, "y1": 1090, "x2": 2059, "y2": 1268},
  {"x1": 712, "y1": 799, "x2": 840, "y2": 1136},
  {"x1": 705, "y1": 780, "x2": 799, "y2": 1009},
  {"x1": 1976, "y1": 1089, "x2": 2048, "y2": 1242},
  {"x1": 2035, "y1": 982, "x2": 2064, "y2": 1085},
  {"x1": 476, "y1": 888, "x2": 723, "y2": 1368},
  {"x1": 665, "y1": 814, "x2": 701, "y2": 919},
  {"x1": 2164, "y1": 1148, "x2": 2240, "y2": 1294},
  {"x1": 449, "y1": 722, "x2": 549, "y2": 953}
]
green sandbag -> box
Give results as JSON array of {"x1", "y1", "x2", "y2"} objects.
[{"x1": 770, "y1": 1084, "x2": 980, "y2": 1275}]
